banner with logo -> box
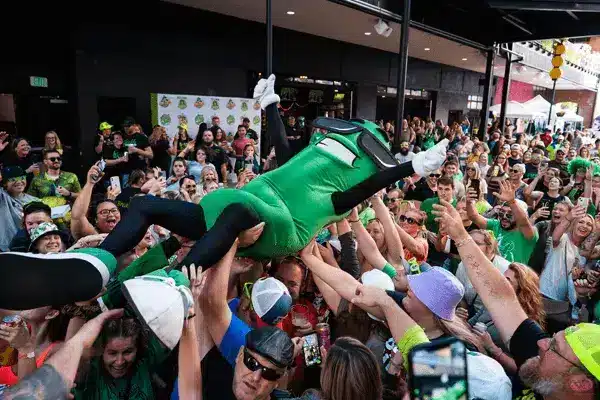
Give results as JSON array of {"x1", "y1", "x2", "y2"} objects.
[{"x1": 151, "y1": 93, "x2": 262, "y2": 140}]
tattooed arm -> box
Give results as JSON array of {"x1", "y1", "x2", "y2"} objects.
[
  {"x1": 432, "y1": 200, "x2": 527, "y2": 344},
  {"x1": 4, "y1": 309, "x2": 124, "y2": 400}
]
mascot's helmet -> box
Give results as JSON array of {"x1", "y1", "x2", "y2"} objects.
[{"x1": 310, "y1": 118, "x2": 399, "y2": 171}]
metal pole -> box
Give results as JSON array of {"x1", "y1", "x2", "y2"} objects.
[
  {"x1": 499, "y1": 47, "x2": 513, "y2": 131},
  {"x1": 266, "y1": 0, "x2": 273, "y2": 75},
  {"x1": 547, "y1": 79, "x2": 557, "y2": 127},
  {"x1": 393, "y1": 0, "x2": 411, "y2": 152},
  {"x1": 479, "y1": 47, "x2": 495, "y2": 140}
]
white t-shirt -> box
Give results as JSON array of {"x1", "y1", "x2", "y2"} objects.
[{"x1": 394, "y1": 152, "x2": 415, "y2": 164}]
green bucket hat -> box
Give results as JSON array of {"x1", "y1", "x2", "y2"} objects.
[{"x1": 28, "y1": 222, "x2": 68, "y2": 252}]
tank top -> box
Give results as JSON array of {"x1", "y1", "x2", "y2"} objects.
[{"x1": 0, "y1": 343, "x2": 58, "y2": 385}]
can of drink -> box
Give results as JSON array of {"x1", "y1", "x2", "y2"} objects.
[
  {"x1": 315, "y1": 323, "x2": 331, "y2": 350},
  {"x1": 1, "y1": 315, "x2": 22, "y2": 328}
]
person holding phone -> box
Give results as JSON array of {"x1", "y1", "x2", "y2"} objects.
[{"x1": 235, "y1": 144, "x2": 261, "y2": 175}]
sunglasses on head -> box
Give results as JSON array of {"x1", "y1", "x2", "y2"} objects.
[
  {"x1": 48, "y1": 157, "x2": 61, "y2": 162},
  {"x1": 8, "y1": 176, "x2": 26, "y2": 183},
  {"x1": 398, "y1": 215, "x2": 421, "y2": 225},
  {"x1": 243, "y1": 348, "x2": 284, "y2": 381}
]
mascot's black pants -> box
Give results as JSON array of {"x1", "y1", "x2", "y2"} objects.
[{"x1": 100, "y1": 196, "x2": 260, "y2": 268}]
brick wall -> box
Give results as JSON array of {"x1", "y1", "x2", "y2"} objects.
[
  {"x1": 553, "y1": 89, "x2": 598, "y2": 127},
  {"x1": 493, "y1": 78, "x2": 535, "y2": 104}
]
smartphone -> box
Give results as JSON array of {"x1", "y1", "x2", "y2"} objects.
[
  {"x1": 470, "y1": 179, "x2": 480, "y2": 199},
  {"x1": 409, "y1": 337, "x2": 468, "y2": 400},
  {"x1": 110, "y1": 176, "x2": 121, "y2": 192},
  {"x1": 245, "y1": 162, "x2": 253, "y2": 172},
  {"x1": 302, "y1": 333, "x2": 322, "y2": 367},
  {"x1": 159, "y1": 170, "x2": 167, "y2": 180},
  {"x1": 578, "y1": 197, "x2": 590, "y2": 210},
  {"x1": 97, "y1": 159, "x2": 106, "y2": 172}
]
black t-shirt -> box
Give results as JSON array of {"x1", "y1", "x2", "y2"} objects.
[
  {"x1": 115, "y1": 186, "x2": 142, "y2": 212},
  {"x1": 404, "y1": 180, "x2": 436, "y2": 202},
  {"x1": 150, "y1": 139, "x2": 172, "y2": 173},
  {"x1": 509, "y1": 319, "x2": 549, "y2": 400},
  {"x1": 123, "y1": 133, "x2": 150, "y2": 171},
  {"x1": 102, "y1": 145, "x2": 128, "y2": 177},
  {"x1": 202, "y1": 346, "x2": 236, "y2": 400},
  {"x1": 508, "y1": 157, "x2": 521, "y2": 167},
  {"x1": 533, "y1": 193, "x2": 565, "y2": 221},
  {"x1": 204, "y1": 144, "x2": 228, "y2": 169}
]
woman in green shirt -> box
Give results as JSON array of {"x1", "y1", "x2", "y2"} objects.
[{"x1": 74, "y1": 317, "x2": 169, "y2": 399}]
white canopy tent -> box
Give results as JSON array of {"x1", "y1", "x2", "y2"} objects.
[
  {"x1": 557, "y1": 110, "x2": 584, "y2": 122},
  {"x1": 523, "y1": 95, "x2": 552, "y2": 115},
  {"x1": 490, "y1": 101, "x2": 545, "y2": 119}
]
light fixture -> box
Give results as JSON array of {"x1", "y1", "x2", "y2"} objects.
[
  {"x1": 462, "y1": 58, "x2": 468, "y2": 61},
  {"x1": 374, "y1": 19, "x2": 393, "y2": 37},
  {"x1": 334, "y1": 89, "x2": 339, "y2": 92},
  {"x1": 424, "y1": 47, "x2": 430, "y2": 51},
  {"x1": 364, "y1": 32, "x2": 372, "y2": 36},
  {"x1": 382, "y1": 95, "x2": 386, "y2": 98},
  {"x1": 286, "y1": 11, "x2": 295, "y2": 15}
]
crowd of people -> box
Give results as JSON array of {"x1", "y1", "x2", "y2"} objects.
[{"x1": 0, "y1": 100, "x2": 599, "y2": 400}]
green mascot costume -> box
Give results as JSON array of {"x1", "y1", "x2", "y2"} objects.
[{"x1": 0, "y1": 74, "x2": 448, "y2": 312}]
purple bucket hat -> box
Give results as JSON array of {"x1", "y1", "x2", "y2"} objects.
[{"x1": 406, "y1": 267, "x2": 464, "y2": 321}]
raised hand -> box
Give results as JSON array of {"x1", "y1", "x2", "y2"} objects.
[
  {"x1": 351, "y1": 284, "x2": 389, "y2": 308},
  {"x1": 73, "y1": 309, "x2": 124, "y2": 349},
  {"x1": 492, "y1": 180, "x2": 516, "y2": 203},
  {"x1": 87, "y1": 165, "x2": 103, "y2": 185},
  {"x1": 431, "y1": 199, "x2": 468, "y2": 241}
]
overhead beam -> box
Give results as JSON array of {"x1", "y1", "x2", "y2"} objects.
[{"x1": 488, "y1": 1, "x2": 600, "y2": 12}]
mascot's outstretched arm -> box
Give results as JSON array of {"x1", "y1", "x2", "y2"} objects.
[{"x1": 331, "y1": 138, "x2": 448, "y2": 214}]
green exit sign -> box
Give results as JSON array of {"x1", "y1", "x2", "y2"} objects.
[{"x1": 29, "y1": 76, "x2": 48, "y2": 88}]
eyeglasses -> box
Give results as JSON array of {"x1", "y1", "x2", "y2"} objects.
[
  {"x1": 8, "y1": 176, "x2": 26, "y2": 183},
  {"x1": 97, "y1": 208, "x2": 120, "y2": 217},
  {"x1": 548, "y1": 336, "x2": 582, "y2": 372},
  {"x1": 497, "y1": 211, "x2": 513, "y2": 220},
  {"x1": 398, "y1": 215, "x2": 420, "y2": 225},
  {"x1": 429, "y1": 174, "x2": 441, "y2": 178},
  {"x1": 47, "y1": 157, "x2": 62, "y2": 162},
  {"x1": 243, "y1": 348, "x2": 284, "y2": 381}
]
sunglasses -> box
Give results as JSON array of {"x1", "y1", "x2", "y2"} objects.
[
  {"x1": 466, "y1": 167, "x2": 476, "y2": 171},
  {"x1": 204, "y1": 177, "x2": 216, "y2": 181},
  {"x1": 398, "y1": 215, "x2": 421, "y2": 225},
  {"x1": 243, "y1": 348, "x2": 284, "y2": 381},
  {"x1": 429, "y1": 173, "x2": 441, "y2": 178},
  {"x1": 510, "y1": 169, "x2": 521, "y2": 173},
  {"x1": 387, "y1": 198, "x2": 400, "y2": 203},
  {"x1": 8, "y1": 176, "x2": 26, "y2": 183},
  {"x1": 47, "y1": 157, "x2": 62, "y2": 162},
  {"x1": 497, "y1": 211, "x2": 513, "y2": 220}
]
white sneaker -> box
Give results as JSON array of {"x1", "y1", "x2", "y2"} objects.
[
  {"x1": 411, "y1": 138, "x2": 449, "y2": 177},
  {"x1": 253, "y1": 74, "x2": 280, "y2": 110}
]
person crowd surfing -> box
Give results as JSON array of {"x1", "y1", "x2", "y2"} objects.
[{"x1": 0, "y1": 75, "x2": 599, "y2": 400}]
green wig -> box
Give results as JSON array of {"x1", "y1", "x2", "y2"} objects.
[{"x1": 567, "y1": 157, "x2": 600, "y2": 176}]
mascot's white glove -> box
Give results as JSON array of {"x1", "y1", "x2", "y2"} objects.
[
  {"x1": 411, "y1": 138, "x2": 449, "y2": 177},
  {"x1": 253, "y1": 74, "x2": 280, "y2": 110}
]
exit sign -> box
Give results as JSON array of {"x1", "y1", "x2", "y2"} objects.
[{"x1": 30, "y1": 76, "x2": 48, "y2": 88}]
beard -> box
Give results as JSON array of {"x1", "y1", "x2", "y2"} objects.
[
  {"x1": 400, "y1": 148, "x2": 409, "y2": 155},
  {"x1": 500, "y1": 218, "x2": 516, "y2": 230},
  {"x1": 519, "y1": 357, "x2": 564, "y2": 396}
]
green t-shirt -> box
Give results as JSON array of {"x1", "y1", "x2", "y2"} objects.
[
  {"x1": 421, "y1": 197, "x2": 457, "y2": 234},
  {"x1": 486, "y1": 219, "x2": 538, "y2": 263}
]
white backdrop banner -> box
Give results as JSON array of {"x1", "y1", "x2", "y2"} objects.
[{"x1": 151, "y1": 93, "x2": 262, "y2": 139}]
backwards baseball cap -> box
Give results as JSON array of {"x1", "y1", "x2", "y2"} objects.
[
  {"x1": 407, "y1": 267, "x2": 464, "y2": 320},
  {"x1": 99, "y1": 122, "x2": 113, "y2": 130},
  {"x1": 251, "y1": 277, "x2": 292, "y2": 325},
  {"x1": 564, "y1": 323, "x2": 600, "y2": 380},
  {"x1": 245, "y1": 326, "x2": 294, "y2": 369},
  {"x1": 1, "y1": 165, "x2": 26, "y2": 181}
]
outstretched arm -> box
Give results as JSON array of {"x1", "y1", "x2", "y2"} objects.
[
  {"x1": 432, "y1": 200, "x2": 527, "y2": 343},
  {"x1": 332, "y1": 139, "x2": 448, "y2": 215}
]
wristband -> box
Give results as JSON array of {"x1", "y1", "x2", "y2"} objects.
[
  {"x1": 397, "y1": 325, "x2": 430, "y2": 369},
  {"x1": 382, "y1": 263, "x2": 397, "y2": 278},
  {"x1": 19, "y1": 351, "x2": 35, "y2": 360},
  {"x1": 455, "y1": 236, "x2": 472, "y2": 248}
]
